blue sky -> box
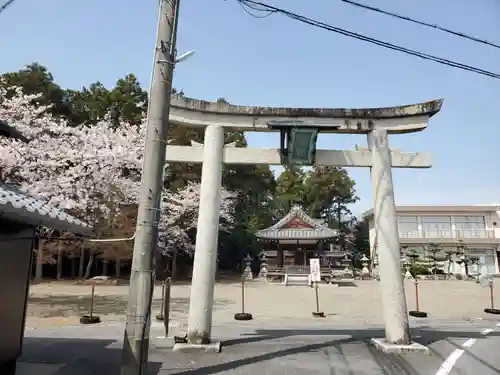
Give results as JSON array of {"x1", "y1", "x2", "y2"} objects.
[{"x1": 1, "y1": 0, "x2": 499, "y2": 215}]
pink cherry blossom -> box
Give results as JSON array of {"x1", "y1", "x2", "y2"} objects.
[{"x1": 0, "y1": 83, "x2": 236, "y2": 254}]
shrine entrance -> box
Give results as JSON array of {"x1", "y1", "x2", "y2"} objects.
[
  {"x1": 293, "y1": 250, "x2": 307, "y2": 266},
  {"x1": 166, "y1": 94, "x2": 443, "y2": 348}
]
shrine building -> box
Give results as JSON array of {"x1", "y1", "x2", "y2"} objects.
[{"x1": 255, "y1": 205, "x2": 340, "y2": 268}]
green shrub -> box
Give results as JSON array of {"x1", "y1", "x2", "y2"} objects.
[{"x1": 411, "y1": 264, "x2": 430, "y2": 275}]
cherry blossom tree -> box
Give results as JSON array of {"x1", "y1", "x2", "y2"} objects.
[
  {"x1": 0, "y1": 84, "x2": 237, "y2": 278},
  {"x1": 0, "y1": 84, "x2": 145, "y2": 279},
  {"x1": 159, "y1": 182, "x2": 236, "y2": 255},
  {"x1": 0, "y1": 84, "x2": 144, "y2": 221}
]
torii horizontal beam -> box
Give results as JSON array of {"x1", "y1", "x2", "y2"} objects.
[
  {"x1": 165, "y1": 146, "x2": 431, "y2": 168},
  {"x1": 169, "y1": 95, "x2": 443, "y2": 134}
]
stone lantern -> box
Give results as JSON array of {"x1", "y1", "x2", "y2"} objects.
[
  {"x1": 258, "y1": 251, "x2": 268, "y2": 279},
  {"x1": 243, "y1": 254, "x2": 253, "y2": 281},
  {"x1": 341, "y1": 254, "x2": 351, "y2": 274},
  {"x1": 360, "y1": 255, "x2": 370, "y2": 275},
  {"x1": 401, "y1": 256, "x2": 412, "y2": 279}
]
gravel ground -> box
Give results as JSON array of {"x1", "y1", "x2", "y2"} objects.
[{"x1": 25, "y1": 278, "x2": 500, "y2": 329}]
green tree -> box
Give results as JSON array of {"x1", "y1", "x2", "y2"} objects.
[
  {"x1": 65, "y1": 82, "x2": 111, "y2": 125},
  {"x1": 351, "y1": 217, "x2": 370, "y2": 255},
  {"x1": 108, "y1": 74, "x2": 148, "y2": 125},
  {"x1": 301, "y1": 166, "x2": 358, "y2": 253},
  {"x1": 425, "y1": 243, "x2": 443, "y2": 275},
  {"x1": 303, "y1": 166, "x2": 358, "y2": 223},
  {"x1": 1, "y1": 63, "x2": 72, "y2": 120},
  {"x1": 275, "y1": 166, "x2": 306, "y2": 212}
]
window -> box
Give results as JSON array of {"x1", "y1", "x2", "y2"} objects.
[
  {"x1": 453, "y1": 216, "x2": 486, "y2": 237},
  {"x1": 453, "y1": 216, "x2": 486, "y2": 229},
  {"x1": 397, "y1": 216, "x2": 418, "y2": 238},
  {"x1": 422, "y1": 216, "x2": 452, "y2": 223},
  {"x1": 397, "y1": 215, "x2": 418, "y2": 223},
  {"x1": 469, "y1": 248, "x2": 496, "y2": 274},
  {"x1": 421, "y1": 216, "x2": 452, "y2": 238}
]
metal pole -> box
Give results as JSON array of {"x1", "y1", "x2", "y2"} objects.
[
  {"x1": 90, "y1": 284, "x2": 95, "y2": 318},
  {"x1": 241, "y1": 277, "x2": 245, "y2": 314},
  {"x1": 121, "y1": 0, "x2": 180, "y2": 374},
  {"x1": 163, "y1": 278, "x2": 171, "y2": 337},
  {"x1": 314, "y1": 282, "x2": 320, "y2": 312},
  {"x1": 415, "y1": 282, "x2": 419, "y2": 312},
  {"x1": 490, "y1": 283, "x2": 494, "y2": 310},
  {"x1": 160, "y1": 282, "x2": 166, "y2": 315}
]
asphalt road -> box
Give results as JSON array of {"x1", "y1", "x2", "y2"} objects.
[{"x1": 17, "y1": 318, "x2": 500, "y2": 375}]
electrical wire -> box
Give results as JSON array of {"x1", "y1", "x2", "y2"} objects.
[
  {"x1": 0, "y1": 0, "x2": 16, "y2": 14},
  {"x1": 236, "y1": 0, "x2": 275, "y2": 18},
  {"x1": 236, "y1": 0, "x2": 500, "y2": 80},
  {"x1": 341, "y1": 0, "x2": 500, "y2": 50}
]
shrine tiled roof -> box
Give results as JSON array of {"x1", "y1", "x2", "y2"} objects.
[
  {"x1": 0, "y1": 184, "x2": 91, "y2": 234},
  {"x1": 255, "y1": 205, "x2": 338, "y2": 240}
]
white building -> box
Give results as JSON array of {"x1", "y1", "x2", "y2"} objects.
[{"x1": 362, "y1": 205, "x2": 500, "y2": 275}]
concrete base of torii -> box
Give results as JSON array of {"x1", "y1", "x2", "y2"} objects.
[
  {"x1": 370, "y1": 338, "x2": 429, "y2": 354},
  {"x1": 172, "y1": 342, "x2": 222, "y2": 353}
]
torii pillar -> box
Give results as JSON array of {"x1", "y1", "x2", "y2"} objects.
[
  {"x1": 368, "y1": 128, "x2": 412, "y2": 348},
  {"x1": 186, "y1": 125, "x2": 227, "y2": 346}
]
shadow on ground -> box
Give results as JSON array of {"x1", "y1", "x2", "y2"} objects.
[
  {"x1": 152, "y1": 327, "x2": 500, "y2": 375},
  {"x1": 332, "y1": 281, "x2": 358, "y2": 287},
  {"x1": 19, "y1": 337, "x2": 161, "y2": 375},
  {"x1": 18, "y1": 325, "x2": 500, "y2": 374}
]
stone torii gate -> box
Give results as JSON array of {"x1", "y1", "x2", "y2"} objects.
[{"x1": 166, "y1": 95, "x2": 443, "y2": 352}]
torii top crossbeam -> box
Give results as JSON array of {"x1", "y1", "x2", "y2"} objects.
[{"x1": 169, "y1": 95, "x2": 443, "y2": 134}]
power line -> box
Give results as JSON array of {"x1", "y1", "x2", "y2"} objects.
[
  {"x1": 341, "y1": 0, "x2": 500, "y2": 50},
  {"x1": 0, "y1": 0, "x2": 16, "y2": 15},
  {"x1": 236, "y1": 0, "x2": 275, "y2": 18},
  {"x1": 237, "y1": 0, "x2": 500, "y2": 80}
]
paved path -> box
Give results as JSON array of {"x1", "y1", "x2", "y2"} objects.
[{"x1": 17, "y1": 317, "x2": 500, "y2": 375}]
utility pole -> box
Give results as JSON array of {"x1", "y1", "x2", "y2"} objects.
[{"x1": 120, "y1": 1, "x2": 180, "y2": 374}]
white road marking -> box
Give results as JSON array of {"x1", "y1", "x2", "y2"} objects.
[
  {"x1": 435, "y1": 349, "x2": 465, "y2": 375},
  {"x1": 481, "y1": 328, "x2": 494, "y2": 335},
  {"x1": 462, "y1": 338, "x2": 476, "y2": 348},
  {"x1": 496, "y1": 322, "x2": 500, "y2": 327},
  {"x1": 434, "y1": 335, "x2": 482, "y2": 375}
]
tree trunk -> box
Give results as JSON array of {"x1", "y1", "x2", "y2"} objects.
[
  {"x1": 79, "y1": 245, "x2": 85, "y2": 279},
  {"x1": 56, "y1": 242, "x2": 63, "y2": 280},
  {"x1": 172, "y1": 251, "x2": 178, "y2": 280},
  {"x1": 71, "y1": 257, "x2": 77, "y2": 278},
  {"x1": 115, "y1": 258, "x2": 121, "y2": 278},
  {"x1": 102, "y1": 260, "x2": 108, "y2": 276},
  {"x1": 84, "y1": 251, "x2": 95, "y2": 279},
  {"x1": 35, "y1": 246, "x2": 44, "y2": 281}
]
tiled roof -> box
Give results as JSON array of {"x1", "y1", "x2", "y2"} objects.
[
  {"x1": 0, "y1": 184, "x2": 91, "y2": 234},
  {"x1": 255, "y1": 205, "x2": 338, "y2": 240},
  {"x1": 256, "y1": 227, "x2": 338, "y2": 240}
]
